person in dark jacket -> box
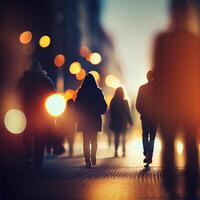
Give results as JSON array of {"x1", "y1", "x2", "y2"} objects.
[
  {"x1": 136, "y1": 71, "x2": 157, "y2": 168},
  {"x1": 109, "y1": 87, "x2": 133, "y2": 157},
  {"x1": 153, "y1": 0, "x2": 200, "y2": 197},
  {"x1": 17, "y1": 60, "x2": 55, "y2": 168},
  {"x1": 75, "y1": 73, "x2": 107, "y2": 168}
]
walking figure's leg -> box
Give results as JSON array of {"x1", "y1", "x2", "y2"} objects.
[
  {"x1": 83, "y1": 132, "x2": 91, "y2": 168},
  {"x1": 114, "y1": 132, "x2": 120, "y2": 157},
  {"x1": 184, "y1": 126, "x2": 199, "y2": 198},
  {"x1": 122, "y1": 132, "x2": 126, "y2": 157},
  {"x1": 142, "y1": 120, "x2": 149, "y2": 163},
  {"x1": 91, "y1": 132, "x2": 97, "y2": 165}
]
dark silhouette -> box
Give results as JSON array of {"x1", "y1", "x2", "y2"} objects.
[
  {"x1": 75, "y1": 73, "x2": 107, "y2": 168},
  {"x1": 109, "y1": 87, "x2": 133, "y2": 157},
  {"x1": 57, "y1": 99, "x2": 76, "y2": 157},
  {"x1": 17, "y1": 60, "x2": 55, "y2": 169},
  {"x1": 136, "y1": 71, "x2": 157, "y2": 169},
  {"x1": 153, "y1": 0, "x2": 200, "y2": 197}
]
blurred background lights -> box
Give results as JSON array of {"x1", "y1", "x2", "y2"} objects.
[
  {"x1": 65, "y1": 89, "x2": 76, "y2": 101},
  {"x1": 69, "y1": 62, "x2": 81, "y2": 74},
  {"x1": 89, "y1": 71, "x2": 100, "y2": 83},
  {"x1": 76, "y1": 68, "x2": 86, "y2": 80},
  {"x1": 54, "y1": 54, "x2": 65, "y2": 67},
  {"x1": 80, "y1": 45, "x2": 90, "y2": 57},
  {"x1": 19, "y1": 31, "x2": 32, "y2": 44},
  {"x1": 39, "y1": 35, "x2": 51, "y2": 48},
  {"x1": 4, "y1": 109, "x2": 27, "y2": 134},
  {"x1": 105, "y1": 74, "x2": 121, "y2": 89},
  {"x1": 45, "y1": 94, "x2": 66, "y2": 117},
  {"x1": 89, "y1": 52, "x2": 102, "y2": 65}
]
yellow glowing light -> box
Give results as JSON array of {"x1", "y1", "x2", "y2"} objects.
[
  {"x1": 76, "y1": 68, "x2": 86, "y2": 81},
  {"x1": 105, "y1": 74, "x2": 121, "y2": 89},
  {"x1": 54, "y1": 54, "x2": 65, "y2": 67},
  {"x1": 176, "y1": 140, "x2": 184, "y2": 154},
  {"x1": 89, "y1": 52, "x2": 102, "y2": 65},
  {"x1": 39, "y1": 35, "x2": 51, "y2": 48},
  {"x1": 4, "y1": 109, "x2": 27, "y2": 134},
  {"x1": 65, "y1": 89, "x2": 76, "y2": 101},
  {"x1": 19, "y1": 31, "x2": 32, "y2": 44},
  {"x1": 105, "y1": 95, "x2": 113, "y2": 106},
  {"x1": 45, "y1": 94, "x2": 66, "y2": 117},
  {"x1": 80, "y1": 45, "x2": 90, "y2": 57},
  {"x1": 89, "y1": 71, "x2": 100, "y2": 82},
  {"x1": 69, "y1": 62, "x2": 81, "y2": 74}
]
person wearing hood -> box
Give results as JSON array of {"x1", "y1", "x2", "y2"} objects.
[
  {"x1": 17, "y1": 60, "x2": 55, "y2": 169},
  {"x1": 109, "y1": 87, "x2": 133, "y2": 157},
  {"x1": 75, "y1": 73, "x2": 107, "y2": 168}
]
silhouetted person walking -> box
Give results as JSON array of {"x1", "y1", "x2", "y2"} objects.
[
  {"x1": 75, "y1": 73, "x2": 107, "y2": 168},
  {"x1": 17, "y1": 60, "x2": 55, "y2": 169},
  {"x1": 153, "y1": 0, "x2": 200, "y2": 197},
  {"x1": 136, "y1": 71, "x2": 157, "y2": 168},
  {"x1": 109, "y1": 87, "x2": 133, "y2": 157}
]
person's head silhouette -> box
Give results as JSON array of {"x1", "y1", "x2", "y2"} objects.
[
  {"x1": 169, "y1": 0, "x2": 190, "y2": 29},
  {"x1": 114, "y1": 87, "x2": 125, "y2": 100},
  {"x1": 81, "y1": 73, "x2": 97, "y2": 90},
  {"x1": 146, "y1": 70, "x2": 154, "y2": 82}
]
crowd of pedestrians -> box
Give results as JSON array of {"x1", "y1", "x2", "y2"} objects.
[{"x1": 16, "y1": 0, "x2": 200, "y2": 198}]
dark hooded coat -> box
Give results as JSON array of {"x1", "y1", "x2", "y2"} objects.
[{"x1": 75, "y1": 74, "x2": 107, "y2": 132}]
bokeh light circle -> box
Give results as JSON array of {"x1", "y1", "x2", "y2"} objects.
[
  {"x1": 65, "y1": 89, "x2": 76, "y2": 101},
  {"x1": 4, "y1": 109, "x2": 27, "y2": 134},
  {"x1": 76, "y1": 68, "x2": 86, "y2": 80},
  {"x1": 19, "y1": 31, "x2": 32, "y2": 44},
  {"x1": 45, "y1": 94, "x2": 66, "y2": 117},
  {"x1": 80, "y1": 45, "x2": 90, "y2": 57},
  {"x1": 39, "y1": 35, "x2": 51, "y2": 48},
  {"x1": 105, "y1": 74, "x2": 121, "y2": 89},
  {"x1": 89, "y1": 52, "x2": 102, "y2": 65},
  {"x1": 54, "y1": 54, "x2": 65, "y2": 67},
  {"x1": 69, "y1": 62, "x2": 81, "y2": 74}
]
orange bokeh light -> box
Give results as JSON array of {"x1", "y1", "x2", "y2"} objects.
[
  {"x1": 80, "y1": 45, "x2": 90, "y2": 57},
  {"x1": 89, "y1": 52, "x2": 102, "y2": 65},
  {"x1": 54, "y1": 54, "x2": 65, "y2": 67},
  {"x1": 76, "y1": 68, "x2": 86, "y2": 81},
  {"x1": 19, "y1": 31, "x2": 32, "y2": 44},
  {"x1": 69, "y1": 62, "x2": 81, "y2": 74},
  {"x1": 65, "y1": 89, "x2": 76, "y2": 101}
]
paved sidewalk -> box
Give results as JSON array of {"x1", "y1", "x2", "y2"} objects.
[{"x1": 7, "y1": 157, "x2": 200, "y2": 200}]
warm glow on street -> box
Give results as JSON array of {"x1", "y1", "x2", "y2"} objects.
[{"x1": 176, "y1": 140, "x2": 184, "y2": 154}]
